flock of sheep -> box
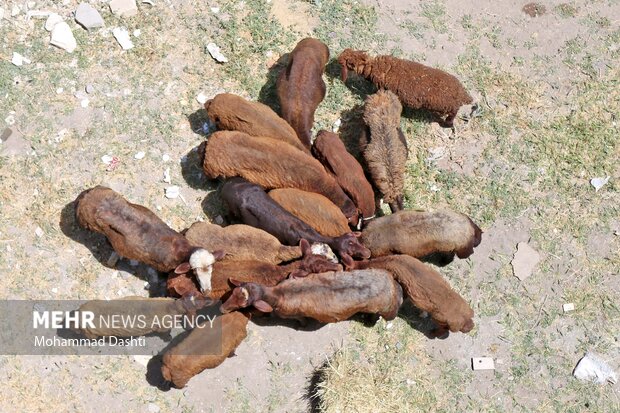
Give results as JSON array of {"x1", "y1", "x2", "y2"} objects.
[{"x1": 70, "y1": 38, "x2": 480, "y2": 388}]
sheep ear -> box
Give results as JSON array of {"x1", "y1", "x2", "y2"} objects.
[
  {"x1": 228, "y1": 278, "x2": 242, "y2": 287},
  {"x1": 341, "y1": 253, "x2": 355, "y2": 269},
  {"x1": 341, "y1": 65, "x2": 348, "y2": 82},
  {"x1": 174, "y1": 262, "x2": 191, "y2": 274},
  {"x1": 299, "y1": 239, "x2": 311, "y2": 256},
  {"x1": 212, "y1": 250, "x2": 226, "y2": 261},
  {"x1": 288, "y1": 269, "x2": 307, "y2": 279},
  {"x1": 253, "y1": 300, "x2": 273, "y2": 313},
  {"x1": 352, "y1": 231, "x2": 362, "y2": 238}
]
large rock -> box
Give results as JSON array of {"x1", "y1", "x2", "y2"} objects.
[
  {"x1": 109, "y1": 0, "x2": 138, "y2": 17},
  {"x1": 75, "y1": 3, "x2": 104, "y2": 30},
  {"x1": 50, "y1": 22, "x2": 77, "y2": 53}
]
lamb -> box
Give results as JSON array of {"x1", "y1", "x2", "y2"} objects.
[
  {"x1": 183, "y1": 222, "x2": 301, "y2": 265},
  {"x1": 75, "y1": 186, "x2": 224, "y2": 291},
  {"x1": 312, "y1": 130, "x2": 376, "y2": 220},
  {"x1": 168, "y1": 239, "x2": 342, "y2": 299},
  {"x1": 342, "y1": 254, "x2": 474, "y2": 336},
  {"x1": 220, "y1": 269, "x2": 403, "y2": 323},
  {"x1": 204, "y1": 93, "x2": 307, "y2": 152},
  {"x1": 361, "y1": 90, "x2": 408, "y2": 212},
  {"x1": 268, "y1": 188, "x2": 350, "y2": 238},
  {"x1": 361, "y1": 209, "x2": 482, "y2": 263},
  {"x1": 277, "y1": 38, "x2": 330, "y2": 148},
  {"x1": 338, "y1": 49, "x2": 473, "y2": 127},
  {"x1": 161, "y1": 311, "x2": 249, "y2": 388},
  {"x1": 221, "y1": 177, "x2": 370, "y2": 259},
  {"x1": 202, "y1": 131, "x2": 359, "y2": 224},
  {"x1": 73, "y1": 295, "x2": 208, "y2": 339}
]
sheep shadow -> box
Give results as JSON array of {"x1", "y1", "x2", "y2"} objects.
[
  {"x1": 180, "y1": 143, "x2": 221, "y2": 191},
  {"x1": 397, "y1": 301, "x2": 452, "y2": 340},
  {"x1": 200, "y1": 184, "x2": 228, "y2": 224},
  {"x1": 59, "y1": 201, "x2": 170, "y2": 297},
  {"x1": 257, "y1": 53, "x2": 289, "y2": 112},
  {"x1": 304, "y1": 358, "x2": 329, "y2": 413}
]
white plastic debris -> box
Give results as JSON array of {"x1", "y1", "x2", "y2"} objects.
[
  {"x1": 206, "y1": 42, "x2": 228, "y2": 63},
  {"x1": 162, "y1": 154, "x2": 170, "y2": 162},
  {"x1": 573, "y1": 353, "x2": 617, "y2": 384},
  {"x1": 511, "y1": 242, "x2": 541, "y2": 281},
  {"x1": 590, "y1": 176, "x2": 610, "y2": 192},
  {"x1": 165, "y1": 186, "x2": 180, "y2": 199},
  {"x1": 134, "y1": 151, "x2": 145, "y2": 160},
  {"x1": 35, "y1": 227, "x2": 44, "y2": 237},
  {"x1": 50, "y1": 22, "x2": 77, "y2": 53},
  {"x1": 563, "y1": 303, "x2": 575, "y2": 313},
  {"x1": 11, "y1": 52, "x2": 30, "y2": 66},
  {"x1": 112, "y1": 27, "x2": 134, "y2": 50},
  {"x1": 101, "y1": 154, "x2": 114, "y2": 164},
  {"x1": 163, "y1": 167, "x2": 171, "y2": 183},
  {"x1": 109, "y1": 0, "x2": 138, "y2": 17},
  {"x1": 196, "y1": 92, "x2": 208, "y2": 104},
  {"x1": 332, "y1": 118, "x2": 341, "y2": 132},
  {"x1": 472, "y1": 357, "x2": 495, "y2": 371}
]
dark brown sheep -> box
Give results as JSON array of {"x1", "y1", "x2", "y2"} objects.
[
  {"x1": 361, "y1": 210, "x2": 482, "y2": 263},
  {"x1": 338, "y1": 49, "x2": 473, "y2": 127},
  {"x1": 220, "y1": 269, "x2": 403, "y2": 323},
  {"x1": 202, "y1": 131, "x2": 358, "y2": 224},
  {"x1": 312, "y1": 130, "x2": 376, "y2": 220},
  {"x1": 342, "y1": 254, "x2": 474, "y2": 336},
  {"x1": 168, "y1": 239, "x2": 342, "y2": 299},
  {"x1": 361, "y1": 90, "x2": 408, "y2": 212},
  {"x1": 204, "y1": 93, "x2": 307, "y2": 152},
  {"x1": 268, "y1": 188, "x2": 350, "y2": 238},
  {"x1": 220, "y1": 178, "x2": 370, "y2": 259},
  {"x1": 161, "y1": 311, "x2": 249, "y2": 388},
  {"x1": 277, "y1": 38, "x2": 330, "y2": 148},
  {"x1": 184, "y1": 222, "x2": 301, "y2": 265}
]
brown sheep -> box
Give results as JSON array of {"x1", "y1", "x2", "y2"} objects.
[
  {"x1": 361, "y1": 210, "x2": 483, "y2": 263},
  {"x1": 220, "y1": 269, "x2": 403, "y2": 323},
  {"x1": 168, "y1": 239, "x2": 342, "y2": 299},
  {"x1": 184, "y1": 222, "x2": 301, "y2": 265},
  {"x1": 342, "y1": 254, "x2": 474, "y2": 337},
  {"x1": 361, "y1": 90, "x2": 408, "y2": 212},
  {"x1": 74, "y1": 186, "x2": 223, "y2": 282},
  {"x1": 338, "y1": 49, "x2": 473, "y2": 127},
  {"x1": 202, "y1": 131, "x2": 358, "y2": 224},
  {"x1": 204, "y1": 93, "x2": 307, "y2": 152},
  {"x1": 268, "y1": 188, "x2": 350, "y2": 238},
  {"x1": 161, "y1": 311, "x2": 249, "y2": 388},
  {"x1": 312, "y1": 130, "x2": 376, "y2": 221},
  {"x1": 277, "y1": 38, "x2": 330, "y2": 148}
]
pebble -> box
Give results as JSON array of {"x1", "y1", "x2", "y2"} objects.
[
  {"x1": 590, "y1": 176, "x2": 610, "y2": 192},
  {"x1": 206, "y1": 42, "x2": 228, "y2": 63},
  {"x1": 163, "y1": 167, "x2": 171, "y2": 183},
  {"x1": 51, "y1": 287, "x2": 58, "y2": 294},
  {"x1": 134, "y1": 151, "x2": 145, "y2": 160},
  {"x1": 80, "y1": 98, "x2": 89, "y2": 108},
  {"x1": 45, "y1": 13, "x2": 63, "y2": 31},
  {"x1": 56, "y1": 87, "x2": 64, "y2": 94},
  {"x1": 85, "y1": 84, "x2": 94, "y2": 94},
  {"x1": 196, "y1": 92, "x2": 208, "y2": 104},
  {"x1": 50, "y1": 22, "x2": 77, "y2": 53},
  {"x1": 112, "y1": 27, "x2": 134, "y2": 50},
  {"x1": 35, "y1": 227, "x2": 44, "y2": 237},
  {"x1": 214, "y1": 215, "x2": 224, "y2": 225},
  {"x1": 27, "y1": 1, "x2": 36, "y2": 9},
  {"x1": 162, "y1": 154, "x2": 170, "y2": 162},
  {"x1": 133, "y1": 29, "x2": 140, "y2": 37},
  {"x1": 332, "y1": 118, "x2": 341, "y2": 132},
  {"x1": 75, "y1": 3, "x2": 104, "y2": 30},
  {"x1": 165, "y1": 186, "x2": 180, "y2": 199},
  {"x1": 109, "y1": 0, "x2": 138, "y2": 17},
  {"x1": 101, "y1": 154, "x2": 114, "y2": 164},
  {"x1": 11, "y1": 52, "x2": 30, "y2": 66}
]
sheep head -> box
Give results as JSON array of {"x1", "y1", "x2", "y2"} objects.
[
  {"x1": 338, "y1": 49, "x2": 370, "y2": 82},
  {"x1": 219, "y1": 281, "x2": 272, "y2": 314},
  {"x1": 331, "y1": 232, "x2": 371, "y2": 259}
]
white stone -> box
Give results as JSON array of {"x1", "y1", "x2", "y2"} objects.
[
  {"x1": 134, "y1": 151, "x2": 145, "y2": 160},
  {"x1": 45, "y1": 13, "x2": 63, "y2": 31},
  {"x1": 11, "y1": 52, "x2": 26, "y2": 66},
  {"x1": 574, "y1": 353, "x2": 617, "y2": 384},
  {"x1": 332, "y1": 118, "x2": 341, "y2": 132},
  {"x1": 196, "y1": 92, "x2": 208, "y2": 104},
  {"x1": 206, "y1": 42, "x2": 228, "y2": 63},
  {"x1": 112, "y1": 27, "x2": 134, "y2": 50},
  {"x1": 211, "y1": 7, "x2": 220, "y2": 13},
  {"x1": 101, "y1": 154, "x2": 114, "y2": 164},
  {"x1": 56, "y1": 87, "x2": 64, "y2": 94},
  {"x1": 80, "y1": 98, "x2": 89, "y2": 108},
  {"x1": 590, "y1": 176, "x2": 610, "y2": 192},
  {"x1": 163, "y1": 167, "x2": 171, "y2": 183},
  {"x1": 51, "y1": 287, "x2": 58, "y2": 294},
  {"x1": 109, "y1": 0, "x2": 138, "y2": 17},
  {"x1": 133, "y1": 29, "x2": 140, "y2": 37},
  {"x1": 50, "y1": 22, "x2": 77, "y2": 53},
  {"x1": 165, "y1": 186, "x2": 180, "y2": 199},
  {"x1": 472, "y1": 357, "x2": 495, "y2": 371},
  {"x1": 75, "y1": 3, "x2": 104, "y2": 30},
  {"x1": 35, "y1": 227, "x2": 44, "y2": 237},
  {"x1": 162, "y1": 154, "x2": 170, "y2": 162}
]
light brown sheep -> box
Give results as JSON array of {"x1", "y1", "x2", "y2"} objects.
[
  {"x1": 338, "y1": 49, "x2": 473, "y2": 127},
  {"x1": 268, "y1": 188, "x2": 350, "y2": 238},
  {"x1": 204, "y1": 93, "x2": 307, "y2": 152},
  {"x1": 361, "y1": 210, "x2": 482, "y2": 263},
  {"x1": 361, "y1": 90, "x2": 408, "y2": 212},
  {"x1": 277, "y1": 38, "x2": 330, "y2": 148},
  {"x1": 202, "y1": 131, "x2": 358, "y2": 223}
]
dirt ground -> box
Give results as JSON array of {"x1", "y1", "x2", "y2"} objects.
[{"x1": 0, "y1": 0, "x2": 619, "y2": 412}]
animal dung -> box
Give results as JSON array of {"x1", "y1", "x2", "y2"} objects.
[{"x1": 472, "y1": 357, "x2": 495, "y2": 371}]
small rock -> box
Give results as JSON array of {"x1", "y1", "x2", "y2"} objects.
[
  {"x1": 133, "y1": 29, "x2": 140, "y2": 37},
  {"x1": 563, "y1": 303, "x2": 575, "y2": 313},
  {"x1": 134, "y1": 151, "x2": 145, "y2": 160},
  {"x1": 109, "y1": 0, "x2": 138, "y2": 17},
  {"x1": 11, "y1": 52, "x2": 30, "y2": 66},
  {"x1": 574, "y1": 353, "x2": 617, "y2": 384},
  {"x1": 511, "y1": 242, "x2": 540, "y2": 281},
  {"x1": 101, "y1": 154, "x2": 114, "y2": 164},
  {"x1": 163, "y1": 167, "x2": 171, "y2": 183},
  {"x1": 211, "y1": 7, "x2": 220, "y2": 13},
  {"x1": 85, "y1": 84, "x2": 94, "y2": 94},
  {"x1": 1, "y1": 128, "x2": 11, "y2": 142},
  {"x1": 332, "y1": 118, "x2": 341, "y2": 132},
  {"x1": 147, "y1": 403, "x2": 160, "y2": 413},
  {"x1": 112, "y1": 27, "x2": 134, "y2": 50},
  {"x1": 165, "y1": 186, "x2": 180, "y2": 199},
  {"x1": 162, "y1": 154, "x2": 170, "y2": 162},
  {"x1": 35, "y1": 227, "x2": 44, "y2": 237},
  {"x1": 196, "y1": 92, "x2": 208, "y2": 104},
  {"x1": 51, "y1": 287, "x2": 58, "y2": 294},
  {"x1": 214, "y1": 215, "x2": 224, "y2": 225},
  {"x1": 75, "y1": 3, "x2": 104, "y2": 30},
  {"x1": 50, "y1": 22, "x2": 77, "y2": 53},
  {"x1": 206, "y1": 42, "x2": 228, "y2": 63},
  {"x1": 56, "y1": 87, "x2": 64, "y2": 94},
  {"x1": 427, "y1": 146, "x2": 446, "y2": 162},
  {"x1": 80, "y1": 98, "x2": 89, "y2": 108},
  {"x1": 590, "y1": 176, "x2": 610, "y2": 192}
]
